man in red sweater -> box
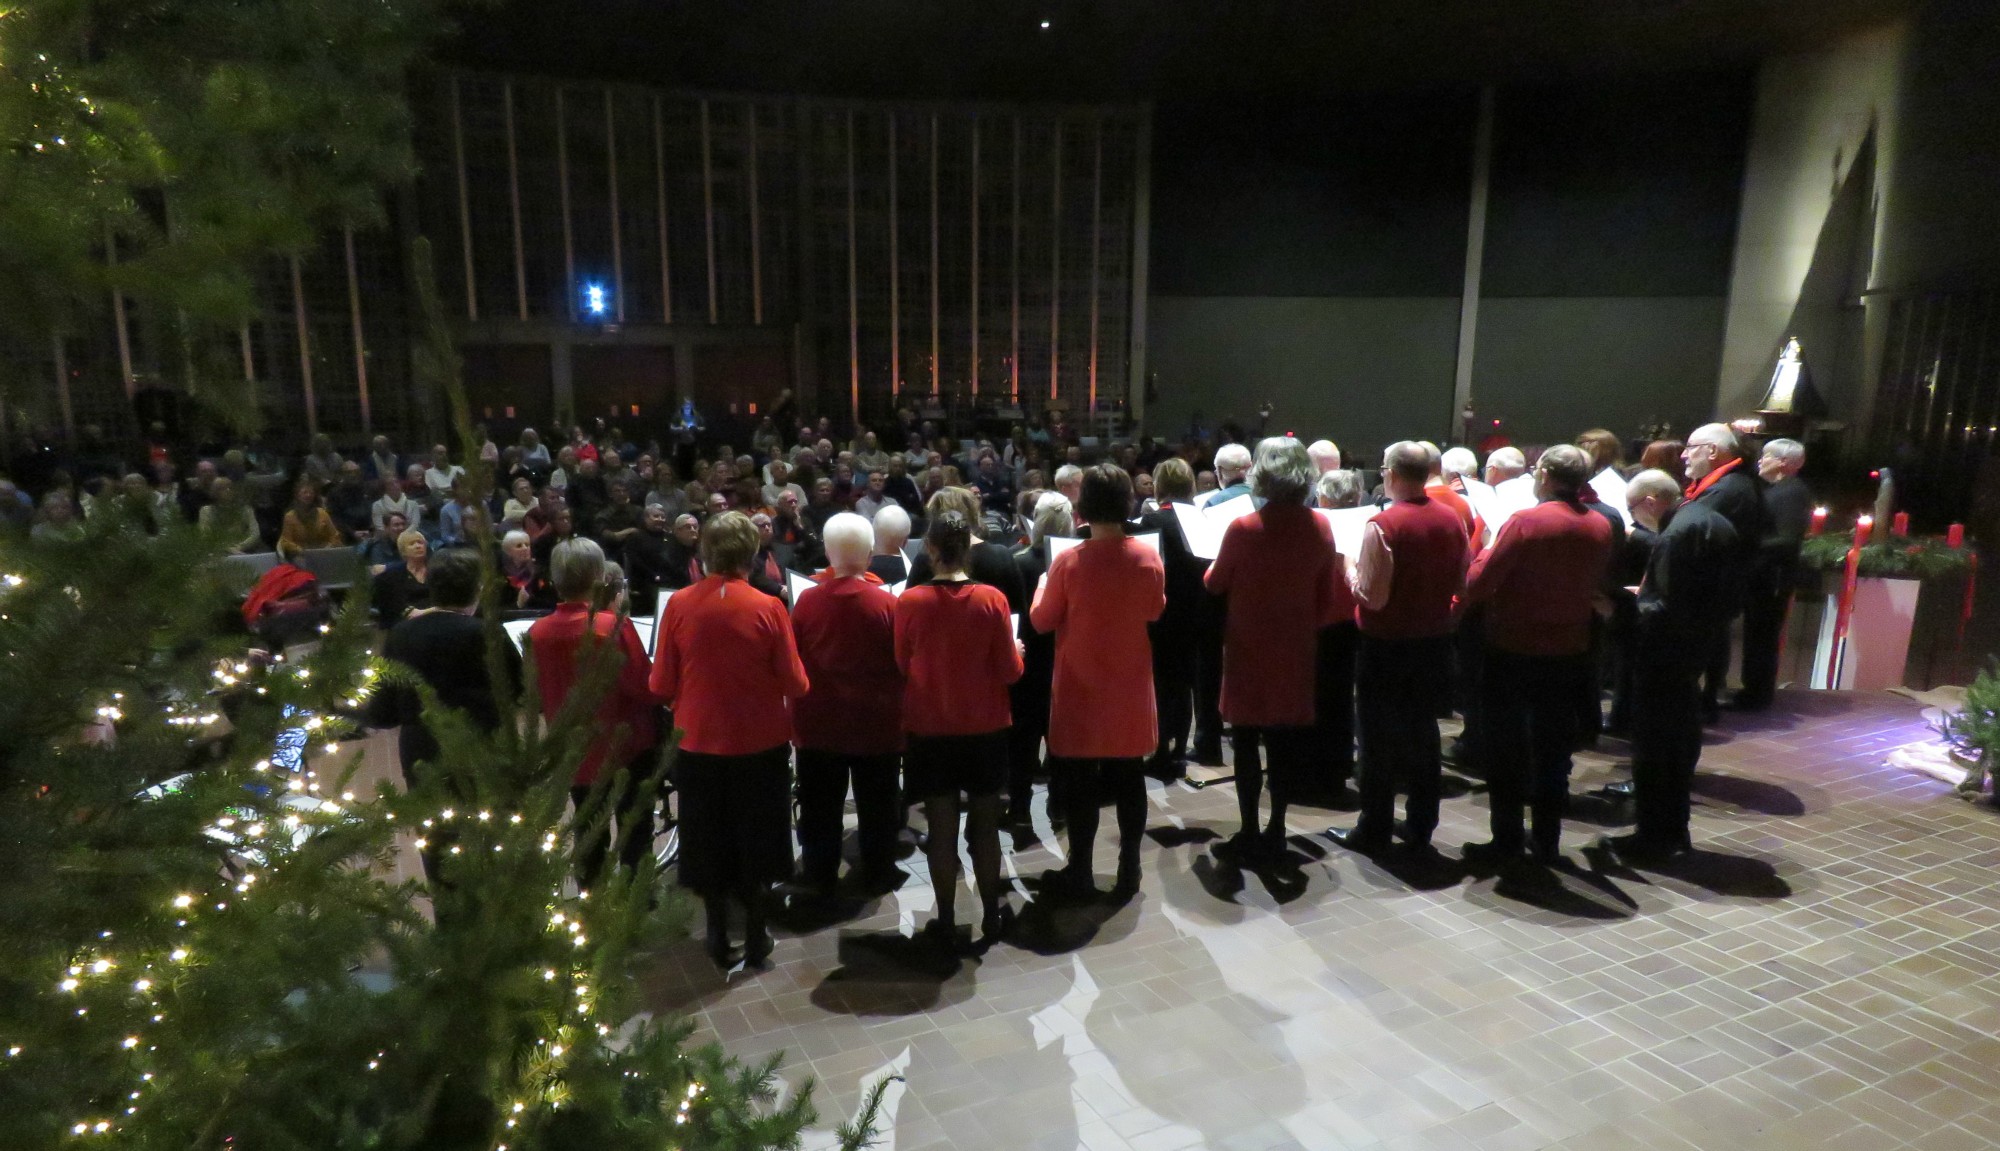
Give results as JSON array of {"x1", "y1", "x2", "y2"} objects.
[
  {"x1": 791, "y1": 512, "x2": 905, "y2": 896},
  {"x1": 1331, "y1": 441, "x2": 1469, "y2": 857},
  {"x1": 1459, "y1": 445, "x2": 1614, "y2": 868}
]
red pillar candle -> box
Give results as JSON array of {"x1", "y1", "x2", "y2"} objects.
[
  {"x1": 1948, "y1": 522, "x2": 1966, "y2": 548},
  {"x1": 1810, "y1": 507, "x2": 1828, "y2": 536},
  {"x1": 1854, "y1": 515, "x2": 1873, "y2": 548},
  {"x1": 1893, "y1": 512, "x2": 1910, "y2": 537}
]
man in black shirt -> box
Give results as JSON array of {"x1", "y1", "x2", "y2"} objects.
[
  {"x1": 1613, "y1": 470, "x2": 1739, "y2": 862},
  {"x1": 374, "y1": 548, "x2": 523, "y2": 883},
  {"x1": 1733, "y1": 438, "x2": 1813, "y2": 711},
  {"x1": 1681, "y1": 424, "x2": 1768, "y2": 717}
]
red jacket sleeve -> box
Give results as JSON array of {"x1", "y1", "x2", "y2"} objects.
[
  {"x1": 1028, "y1": 550, "x2": 1069, "y2": 634},
  {"x1": 648, "y1": 598, "x2": 681, "y2": 706},
  {"x1": 767, "y1": 599, "x2": 810, "y2": 698}
]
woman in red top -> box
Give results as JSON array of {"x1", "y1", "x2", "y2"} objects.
[
  {"x1": 1205, "y1": 438, "x2": 1341, "y2": 862},
  {"x1": 526, "y1": 538, "x2": 665, "y2": 891},
  {"x1": 896, "y1": 512, "x2": 1024, "y2": 950},
  {"x1": 651, "y1": 511, "x2": 809, "y2": 968},
  {"x1": 1031, "y1": 465, "x2": 1166, "y2": 900},
  {"x1": 790, "y1": 512, "x2": 904, "y2": 895}
]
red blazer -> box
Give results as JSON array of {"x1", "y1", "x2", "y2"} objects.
[
  {"x1": 895, "y1": 581, "x2": 1022, "y2": 736},
  {"x1": 1031, "y1": 535, "x2": 1166, "y2": 759},
  {"x1": 527, "y1": 603, "x2": 663, "y2": 785},
  {"x1": 1205, "y1": 503, "x2": 1339, "y2": 728},
  {"x1": 791, "y1": 576, "x2": 903, "y2": 755},
  {"x1": 1463, "y1": 498, "x2": 1613, "y2": 657},
  {"x1": 650, "y1": 574, "x2": 807, "y2": 755}
]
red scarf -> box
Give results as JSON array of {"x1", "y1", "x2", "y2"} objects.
[{"x1": 1685, "y1": 457, "x2": 1742, "y2": 503}]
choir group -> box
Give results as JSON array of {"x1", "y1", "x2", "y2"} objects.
[{"x1": 382, "y1": 421, "x2": 1805, "y2": 970}]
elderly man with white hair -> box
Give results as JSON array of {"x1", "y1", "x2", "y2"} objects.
[
  {"x1": 1052, "y1": 464, "x2": 1084, "y2": 509},
  {"x1": 1440, "y1": 447, "x2": 1480, "y2": 482},
  {"x1": 1734, "y1": 437, "x2": 1812, "y2": 710},
  {"x1": 869, "y1": 503, "x2": 914, "y2": 583},
  {"x1": 1307, "y1": 440, "x2": 1343, "y2": 475},
  {"x1": 1200, "y1": 442, "x2": 1254, "y2": 508},
  {"x1": 1483, "y1": 447, "x2": 1527, "y2": 487},
  {"x1": 1680, "y1": 423, "x2": 1769, "y2": 717},
  {"x1": 790, "y1": 512, "x2": 905, "y2": 896}
]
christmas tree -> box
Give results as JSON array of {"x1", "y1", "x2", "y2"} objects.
[{"x1": 0, "y1": 491, "x2": 884, "y2": 1149}]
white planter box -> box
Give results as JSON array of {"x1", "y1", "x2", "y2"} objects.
[{"x1": 1811, "y1": 576, "x2": 1921, "y2": 691}]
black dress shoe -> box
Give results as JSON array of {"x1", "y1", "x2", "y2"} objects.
[
  {"x1": 1326, "y1": 826, "x2": 1392, "y2": 856},
  {"x1": 704, "y1": 935, "x2": 740, "y2": 970},
  {"x1": 1112, "y1": 856, "x2": 1142, "y2": 900},
  {"x1": 978, "y1": 902, "x2": 1016, "y2": 950},
  {"x1": 1037, "y1": 864, "x2": 1098, "y2": 899},
  {"x1": 1461, "y1": 839, "x2": 1525, "y2": 868},
  {"x1": 742, "y1": 930, "x2": 774, "y2": 969},
  {"x1": 1606, "y1": 832, "x2": 1687, "y2": 863}
]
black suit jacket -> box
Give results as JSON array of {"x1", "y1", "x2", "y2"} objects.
[
  {"x1": 377, "y1": 610, "x2": 522, "y2": 778},
  {"x1": 1638, "y1": 501, "x2": 1740, "y2": 666},
  {"x1": 1138, "y1": 504, "x2": 1207, "y2": 667}
]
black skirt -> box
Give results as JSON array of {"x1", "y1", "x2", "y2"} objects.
[
  {"x1": 674, "y1": 745, "x2": 794, "y2": 894},
  {"x1": 904, "y1": 731, "x2": 1009, "y2": 799}
]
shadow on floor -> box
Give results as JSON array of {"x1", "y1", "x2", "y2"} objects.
[
  {"x1": 1692, "y1": 772, "x2": 1808, "y2": 817},
  {"x1": 1582, "y1": 842, "x2": 1795, "y2": 901},
  {"x1": 808, "y1": 930, "x2": 977, "y2": 1016},
  {"x1": 1008, "y1": 880, "x2": 1144, "y2": 955},
  {"x1": 1468, "y1": 857, "x2": 1638, "y2": 922}
]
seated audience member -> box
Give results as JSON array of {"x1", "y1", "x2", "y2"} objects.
[
  {"x1": 803, "y1": 477, "x2": 840, "y2": 537},
  {"x1": 178, "y1": 459, "x2": 219, "y2": 522},
  {"x1": 523, "y1": 487, "x2": 561, "y2": 543},
  {"x1": 372, "y1": 528, "x2": 433, "y2": 624},
  {"x1": 621, "y1": 505, "x2": 681, "y2": 607},
  {"x1": 529, "y1": 538, "x2": 667, "y2": 892},
  {"x1": 567, "y1": 457, "x2": 610, "y2": 528},
  {"x1": 530, "y1": 506, "x2": 579, "y2": 573},
  {"x1": 499, "y1": 529, "x2": 556, "y2": 612},
  {"x1": 854, "y1": 470, "x2": 893, "y2": 521},
  {"x1": 501, "y1": 477, "x2": 537, "y2": 531},
  {"x1": 199, "y1": 477, "x2": 264, "y2": 553},
  {"x1": 301, "y1": 433, "x2": 344, "y2": 486},
  {"x1": 1195, "y1": 470, "x2": 1218, "y2": 496},
  {"x1": 363, "y1": 434, "x2": 402, "y2": 484},
  {"x1": 423, "y1": 444, "x2": 463, "y2": 502},
  {"x1": 594, "y1": 479, "x2": 646, "y2": 560},
  {"x1": 549, "y1": 446, "x2": 579, "y2": 493},
  {"x1": 747, "y1": 512, "x2": 787, "y2": 598},
  {"x1": 897, "y1": 512, "x2": 1024, "y2": 950},
  {"x1": 374, "y1": 468, "x2": 425, "y2": 536},
  {"x1": 869, "y1": 505, "x2": 913, "y2": 584},
  {"x1": 437, "y1": 480, "x2": 481, "y2": 547},
  {"x1": 791, "y1": 513, "x2": 905, "y2": 896},
  {"x1": 646, "y1": 467, "x2": 689, "y2": 517},
  {"x1": 279, "y1": 480, "x2": 344, "y2": 552},
  {"x1": 325, "y1": 461, "x2": 374, "y2": 539},
  {"x1": 883, "y1": 455, "x2": 922, "y2": 514},
  {"x1": 242, "y1": 540, "x2": 328, "y2": 649},
  {"x1": 362, "y1": 511, "x2": 411, "y2": 575},
  {"x1": 762, "y1": 458, "x2": 806, "y2": 510},
  {"x1": 519, "y1": 427, "x2": 552, "y2": 470},
  {"x1": 149, "y1": 461, "x2": 184, "y2": 528},
  {"x1": 650, "y1": 512, "x2": 809, "y2": 969},
  {"x1": 375, "y1": 547, "x2": 523, "y2": 883}
]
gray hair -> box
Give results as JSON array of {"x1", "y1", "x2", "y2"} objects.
[
  {"x1": 1315, "y1": 468, "x2": 1363, "y2": 509},
  {"x1": 1627, "y1": 468, "x2": 1683, "y2": 506},
  {"x1": 822, "y1": 511, "x2": 874, "y2": 571},
  {"x1": 500, "y1": 529, "x2": 530, "y2": 549},
  {"x1": 1536, "y1": 444, "x2": 1593, "y2": 497},
  {"x1": 1031, "y1": 492, "x2": 1076, "y2": 546},
  {"x1": 1307, "y1": 440, "x2": 1342, "y2": 470},
  {"x1": 551, "y1": 537, "x2": 607, "y2": 602},
  {"x1": 1440, "y1": 447, "x2": 1479, "y2": 479},
  {"x1": 872, "y1": 503, "x2": 912, "y2": 547},
  {"x1": 1052, "y1": 463, "x2": 1083, "y2": 490},
  {"x1": 1417, "y1": 441, "x2": 1443, "y2": 473},
  {"x1": 1486, "y1": 446, "x2": 1526, "y2": 474},
  {"x1": 1250, "y1": 437, "x2": 1315, "y2": 505},
  {"x1": 1384, "y1": 441, "x2": 1431, "y2": 486},
  {"x1": 1762, "y1": 438, "x2": 1805, "y2": 468},
  {"x1": 1689, "y1": 422, "x2": 1743, "y2": 461},
  {"x1": 1213, "y1": 442, "x2": 1253, "y2": 482}
]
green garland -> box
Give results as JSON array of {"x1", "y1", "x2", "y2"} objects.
[{"x1": 1797, "y1": 531, "x2": 1977, "y2": 583}]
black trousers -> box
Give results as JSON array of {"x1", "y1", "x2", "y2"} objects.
[
  {"x1": 1355, "y1": 634, "x2": 1451, "y2": 844},
  {"x1": 1051, "y1": 757, "x2": 1147, "y2": 872},
  {"x1": 1700, "y1": 594, "x2": 1745, "y2": 710},
  {"x1": 1006, "y1": 695, "x2": 1049, "y2": 818},
  {"x1": 1451, "y1": 610, "x2": 1486, "y2": 767},
  {"x1": 1480, "y1": 648, "x2": 1588, "y2": 852},
  {"x1": 1574, "y1": 615, "x2": 1607, "y2": 744},
  {"x1": 1312, "y1": 623, "x2": 1358, "y2": 785},
  {"x1": 570, "y1": 752, "x2": 661, "y2": 889},
  {"x1": 1631, "y1": 649, "x2": 1704, "y2": 850},
  {"x1": 1153, "y1": 641, "x2": 1195, "y2": 762},
  {"x1": 1191, "y1": 595, "x2": 1226, "y2": 756},
  {"x1": 795, "y1": 749, "x2": 901, "y2": 886},
  {"x1": 1736, "y1": 566, "x2": 1795, "y2": 706}
]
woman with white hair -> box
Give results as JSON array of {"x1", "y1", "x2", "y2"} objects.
[
  {"x1": 527, "y1": 538, "x2": 666, "y2": 892},
  {"x1": 499, "y1": 528, "x2": 555, "y2": 611},
  {"x1": 1007, "y1": 491, "x2": 1074, "y2": 829},
  {"x1": 791, "y1": 512, "x2": 904, "y2": 896},
  {"x1": 1205, "y1": 437, "x2": 1342, "y2": 861},
  {"x1": 869, "y1": 503, "x2": 913, "y2": 583},
  {"x1": 1033, "y1": 465, "x2": 1167, "y2": 900},
  {"x1": 651, "y1": 512, "x2": 809, "y2": 968}
]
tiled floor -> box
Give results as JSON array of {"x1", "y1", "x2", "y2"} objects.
[{"x1": 619, "y1": 691, "x2": 2000, "y2": 1151}]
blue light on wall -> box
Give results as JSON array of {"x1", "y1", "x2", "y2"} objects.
[{"x1": 583, "y1": 283, "x2": 609, "y2": 318}]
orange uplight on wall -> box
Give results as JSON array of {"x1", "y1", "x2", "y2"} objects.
[
  {"x1": 505, "y1": 406, "x2": 516, "y2": 419},
  {"x1": 630, "y1": 405, "x2": 640, "y2": 417},
  {"x1": 749, "y1": 402, "x2": 758, "y2": 415}
]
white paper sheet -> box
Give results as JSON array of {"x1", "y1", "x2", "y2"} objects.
[
  {"x1": 1314, "y1": 505, "x2": 1381, "y2": 559},
  {"x1": 1173, "y1": 496, "x2": 1259, "y2": 561},
  {"x1": 629, "y1": 617, "x2": 655, "y2": 659},
  {"x1": 1046, "y1": 531, "x2": 1163, "y2": 562},
  {"x1": 1486, "y1": 474, "x2": 1541, "y2": 536},
  {"x1": 1457, "y1": 477, "x2": 1503, "y2": 546},
  {"x1": 1589, "y1": 468, "x2": 1634, "y2": 529},
  {"x1": 786, "y1": 569, "x2": 817, "y2": 604},
  {"x1": 884, "y1": 581, "x2": 906, "y2": 598},
  {"x1": 503, "y1": 618, "x2": 534, "y2": 653},
  {"x1": 648, "y1": 590, "x2": 674, "y2": 657}
]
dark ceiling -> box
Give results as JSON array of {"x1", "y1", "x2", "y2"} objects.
[{"x1": 446, "y1": 0, "x2": 1919, "y2": 100}]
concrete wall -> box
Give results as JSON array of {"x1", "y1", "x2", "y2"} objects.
[
  {"x1": 1713, "y1": 24, "x2": 1906, "y2": 422},
  {"x1": 1146, "y1": 297, "x2": 1461, "y2": 453},
  {"x1": 1473, "y1": 298, "x2": 1729, "y2": 446}
]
